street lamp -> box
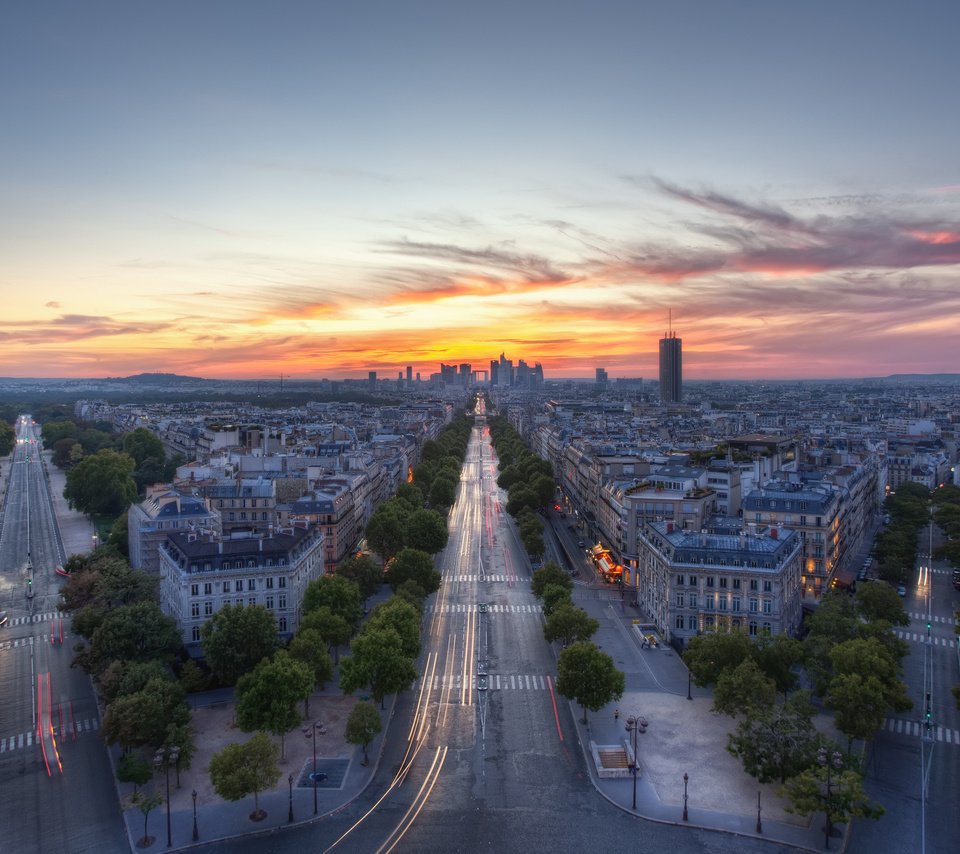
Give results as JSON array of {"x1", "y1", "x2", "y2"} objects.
[
  {"x1": 683, "y1": 772, "x2": 689, "y2": 821},
  {"x1": 154, "y1": 745, "x2": 180, "y2": 848},
  {"x1": 756, "y1": 790, "x2": 762, "y2": 834},
  {"x1": 288, "y1": 773, "x2": 294, "y2": 823},
  {"x1": 817, "y1": 747, "x2": 844, "y2": 849},
  {"x1": 305, "y1": 720, "x2": 324, "y2": 815},
  {"x1": 624, "y1": 715, "x2": 645, "y2": 811},
  {"x1": 686, "y1": 668, "x2": 692, "y2": 701},
  {"x1": 191, "y1": 789, "x2": 198, "y2": 841}
]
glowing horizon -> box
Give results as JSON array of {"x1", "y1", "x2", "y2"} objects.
[{"x1": 2, "y1": 4, "x2": 958, "y2": 382}]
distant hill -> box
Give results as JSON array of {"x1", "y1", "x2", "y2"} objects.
[
  {"x1": 105, "y1": 372, "x2": 207, "y2": 384},
  {"x1": 882, "y1": 373, "x2": 960, "y2": 383}
]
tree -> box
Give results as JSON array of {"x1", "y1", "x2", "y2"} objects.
[
  {"x1": 556, "y1": 642, "x2": 624, "y2": 724},
  {"x1": 178, "y1": 659, "x2": 208, "y2": 695},
  {"x1": 531, "y1": 474, "x2": 556, "y2": 508},
  {"x1": 136, "y1": 790, "x2": 163, "y2": 846},
  {"x1": 543, "y1": 602, "x2": 599, "y2": 647},
  {"x1": 753, "y1": 634, "x2": 805, "y2": 698},
  {"x1": 209, "y1": 732, "x2": 281, "y2": 822},
  {"x1": 345, "y1": 700, "x2": 382, "y2": 765},
  {"x1": 0, "y1": 419, "x2": 13, "y2": 456},
  {"x1": 854, "y1": 581, "x2": 910, "y2": 626},
  {"x1": 102, "y1": 678, "x2": 190, "y2": 750},
  {"x1": 827, "y1": 672, "x2": 889, "y2": 751},
  {"x1": 79, "y1": 601, "x2": 181, "y2": 675},
  {"x1": 122, "y1": 428, "x2": 165, "y2": 467},
  {"x1": 299, "y1": 606, "x2": 352, "y2": 663},
  {"x1": 336, "y1": 554, "x2": 384, "y2": 600},
  {"x1": 829, "y1": 637, "x2": 912, "y2": 715},
  {"x1": 338, "y1": 627, "x2": 418, "y2": 708},
  {"x1": 781, "y1": 761, "x2": 884, "y2": 838},
  {"x1": 387, "y1": 548, "x2": 440, "y2": 595},
  {"x1": 531, "y1": 562, "x2": 572, "y2": 599},
  {"x1": 365, "y1": 597, "x2": 421, "y2": 658},
  {"x1": 428, "y1": 475, "x2": 457, "y2": 509},
  {"x1": 712, "y1": 658, "x2": 776, "y2": 718},
  {"x1": 394, "y1": 482, "x2": 424, "y2": 510},
  {"x1": 52, "y1": 436, "x2": 78, "y2": 468},
  {"x1": 64, "y1": 448, "x2": 138, "y2": 516},
  {"x1": 117, "y1": 750, "x2": 152, "y2": 795},
  {"x1": 506, "y1": 484, "x2": 539, "y2": 517},
  {"x1": 683, "y1": 630, "x2": 753, "y2": 688},
  {"x1": 541, "y1": 583, "x2": 572, "y2": 616},
  {"x1": 235, "y1": 651, "x2": 314, "y2": 759},
  {"x1": 107, "y1": 511, "x2": 130, "y2": 557},
  {"x1": 302, "y1": 574, "x2": 363, "y2": 627},
  {"x1": 365, "y1": 507, "x2": 406, "y2": 563},
  {"x1": 404, "y1": 509, "x2": 449, "y2": 554},
  {"x1": 394, "y1": 579, "x2": 427, "y2": 609},
  {"x1": 521, "y1": 529, "x2": 545, "y2": 558},
  {"x1": 200, "y1": 604, "x2": 278, "y2": 686},
  {"x1": 288, "y1": 629, "x2": 333, "y2": 716},
  {"x1": 727, "y1": 691, "x2": 821, "y2": 783}
]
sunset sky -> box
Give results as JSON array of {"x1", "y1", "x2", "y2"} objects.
[{"x1": 2, "y1": 2, "x2": 959, "y2": 381}]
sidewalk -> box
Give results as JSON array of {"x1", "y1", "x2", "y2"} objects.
[{"x1": 568, "y1": 596, "x2": 846, "y2": 853}]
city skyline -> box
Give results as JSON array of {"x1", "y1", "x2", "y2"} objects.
[{"x1": 2, "y1": 2, "x2": 959, "y2": 381}]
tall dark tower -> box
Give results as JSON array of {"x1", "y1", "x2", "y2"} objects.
[{"x1": 659, "y1": 311, "x2": 682, "y2": 403}]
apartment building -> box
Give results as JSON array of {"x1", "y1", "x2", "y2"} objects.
[{"x1": 127, "y1": 487, "x2": 221, "y2": 576}]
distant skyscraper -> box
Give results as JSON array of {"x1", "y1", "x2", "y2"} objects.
[
  {"x1": 596, "y1": 367, "x2": 608, "y2": 385},
  {"x1": 406, "y1": 365, "x2": 413, "y2": 384},
  {"x1": 659, "y1": 316, "x2": 682, "y2": 403},
  {"x1": 368, "y1": 371, "x2": 377, "y2": 391}
]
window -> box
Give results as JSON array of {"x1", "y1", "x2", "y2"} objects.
[
  {"x1": 688, "y1": 575, "x2": 697, "y2": 586},
  {"x1": 733, "y1": 597, "x2": 741, "y2": 612},
  {"x1": 279, "y1": 594, "x2": 287, "y2": 610},
  {"x1": 748, "y1": 621, "x2": 758, "y2": 637},
  {"x1": 705, "y1": 594, "x2": 714, "y2": 610},
  {"x1": 249, "y1": 597, "x2": 256, "y2": 607},
  {"x1": 732, "y1": 618, "x2": 741, "y2": 629},
  {"x1": 749, "y1": 598, "x2": 758, "y2": 613},
  {"x1": 704, "y1": 616, "x2": 715, "y2": 629},
  {"x1": 266, "y1": 595, "x2": 274, "y2": 609},
  {"x1": 732, "y1": 578, "x2": 741, "y2": 590},
  {"x1": 266, "y1": 577, "x2": 274, "y2": 590},
  {"x1": 688, "y1": 615, "x2": 698, "y2": 629},
  {"x1": 228, "y1": 512, "x2": 235, "y2": 521},
  {"x1": 204, "y1": 582, "x2": 212, "y2": 595},
  {"x1": 233, "y1": 580, "x2": 242, "y2": 593},
  {"x1": 688, "y1": 594, "x2": 698, "y2": 608},
  {"x1": 718, "y1": 597, "x2": 728, "y2": 611},
  {"x1": 675, "y1": 615, "x2": 685, "y2": 629},
  {"x1": 191, "y1": 602, "x2": 200, "y2": 618},
  {"x1": 204, "y1": 601, "x2": 213, "y2": 616},
  {"x1": 719, "y1": 577, "x2": 727, "y2": 589},
  {"x1": 706, "y1": 577, "x2": 715, "y2": 588},
  {"x1": 763, "y1": 600, "x2": 772, "y2": 614},
  {"x1": 247, "y1": 578, "x2": 256, "y2": 591},
  {"x1": 190, "y1": 583, "x2": 199, "y2": 597},
  {"x1": 749, "y1": 579, "x2": 758, "y2": 591},
  {"x1": 762, "y1": 622, "x2": 772, "y2": 636},
  {"x1": 278, "y1": 617, "x2": 288, "y2": 633},
  {"x1": 800, "y1": 516, "x2": 807, "y2": 526},
  {"x1": 763, "y1": 580, "x2": 772, "y2": 592},
  {"x1": 262, "y1": 512, "x2": 268, "y2": 521},
  {"x1": 676, "y1": 593, "x2": 685, "y2": 607},
  {"x1": 278, "y1": 577, "x2": 287, "y2": 588},
  {"x1": 191, "y1": 626, "x2": 201, "y2": 642},
  {"x1": 676, "y1": 574, "x2": 685, "y2": 586}
]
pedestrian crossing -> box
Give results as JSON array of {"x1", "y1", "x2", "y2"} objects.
[
  {"x1": 0, "y1": 634, "x2": 61, "y2": 651},
  {"x1": 446, "y1": 574, "x2": 520, "y2": 583},
  {"x1": 2, "y1": 611, "x2": 64, "y2": 628},
  {"x1": 424, "y1": 673, "x2": 550, "y2": 691},
  {"x1": 894, "y1": 630, "x2": 956, "y2": 647},
  {"x1": 908, "y1": 611, "x2": 957, "y2": 626},
  {"x1": 0, "y1": 717, "x2": 100, "y2": 753},
  {"x1": 884, "y1": 717, "x2": 960, "y2": 745},
  {"x1": 424, "y1": 603, "x2": 543, "y2": 614}
]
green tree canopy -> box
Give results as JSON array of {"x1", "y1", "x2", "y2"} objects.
[
  {"x1": 365, "y1": 506, "x2": 406, "y2": 563},
  {"x1": 79, "y1": 600, "x2": 181, "y2": 675},
  {"x1": 235, "y1": 650, "x2": 314, "y2": 759},
  {"x1": 394, "y1": 482, "x2": 424, "y2": 510},
  {"x1": 344, "y1": 700, "x2": 382, "y2": 765},
  {"x1": 200, "y1": 604, "x2": 278, "y2": 686},
  {"x1": 0, "y1": 419, "x2": 16, "y2": 456},
  {"x1": 781, "y1": 760, "x2": 884, "y2": 837},
  {"x1": 302, "y1": 574, "x2": 363, "y2": 627},
  {"x1": 404, "y1": 509, "x2": 449, "y2": 554},
  {"x1": 64, "y1": 448, "x2": 138, "y2": 516},
  {"x1": 365, "y1": 596, "x2": 422, "y2": 659},
  {"x1": 209, "y1": 731, "x2": 281, "y2": 820},
  {"x1": 101, "y1": 677, "x2": 189, "y2": 750},
  {"x1": 338, "y1": 627, "x2": 419, "y2": 708},
  {"x1": 827, "y1": 672, "x2": 890, "y2": 751},
  {"x1": 712, "y1": 658, "x2": 777, "y2": 718},
  {"x1": 336, "y1": 554, "x2": 384, "y2": 600},
  {"x1": 854, "y1": 580, "x2": 910, "y2": 626},
  {"x1": 531, "y1": 562, "x2": 572, "y2": 599},
  {"x1": 556, "y1": 641, "x2": 625, "y2": 724},
  {"x1": 541, "y1": 583, "x2": 572, "y2": 616},
  {"x1": 428, "y1": 475, "x2": 457, "y2": 509},
  {"x1": 682, "y1": 630, "x2": 753, "y2": 688},
  {"x1": 387, "y1": 548, "x2": 441, "y2": 595},
  {"x1": 288, "y1": 629, "x2": 333, "y2": 714},
  {"x1": 299, "y1": 605, "x2": 353, "y2": 662},
  {"x1": 543, "y1": 602, "x2": 599, "y2": 647}
]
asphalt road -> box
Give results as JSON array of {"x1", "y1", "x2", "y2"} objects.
[
  {"x1": 189, "y1": 415, "x2": 789, "y2": 854},
  {"x1": 0, "y1": 417, "x2": 127, "y2": 854}
]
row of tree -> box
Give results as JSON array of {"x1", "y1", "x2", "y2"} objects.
[
  {"x1": 872, "y1": 481, "x2": 931, "y2": 584},
  {"x1": 529, "y1": 564, "x2": 624, "y2": 723},
  {"x1": 488, "y1": 416, "x2": 555, "y2": 557}
]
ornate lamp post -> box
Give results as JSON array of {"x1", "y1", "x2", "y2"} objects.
[
  {"x1": 683, "y1": 772, "x2": 689, "y2": 821},
  {"x1": 624, "y1": 715, "x2": 644, "y2": 810},
  {"x1": 756, "y1": 790, "x2": 762, "y2": 834},
  {"x1": 818, "y1": 747, "x2": 844, "y2": 849},
  {"x1": 306, "y1": 721, "x2": 324, "y2": 814},
  {"x1": 687, "y1": 668, "x2": 692, "y2": 701},
  {"x1": 288, "y1": 773, "x2": 294, "y2": 823},
  {"x1": 154, "y1": 745, "x2": 180, "y2": 848},
  {"x1": 191, "y1": 789, "x2": 199, "y2": 841}
]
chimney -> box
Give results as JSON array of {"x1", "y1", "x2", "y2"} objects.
[
  {"x1": 666, "y1": 521, "x2": 674, "y2": 534},
  {"x1": 770, "y1": 527, "x2": 778, "y2": 539}
]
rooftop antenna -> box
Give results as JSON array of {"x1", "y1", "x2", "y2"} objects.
[{"x1": 668, "y1": 307, "x2": 673, "y2": 337}]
